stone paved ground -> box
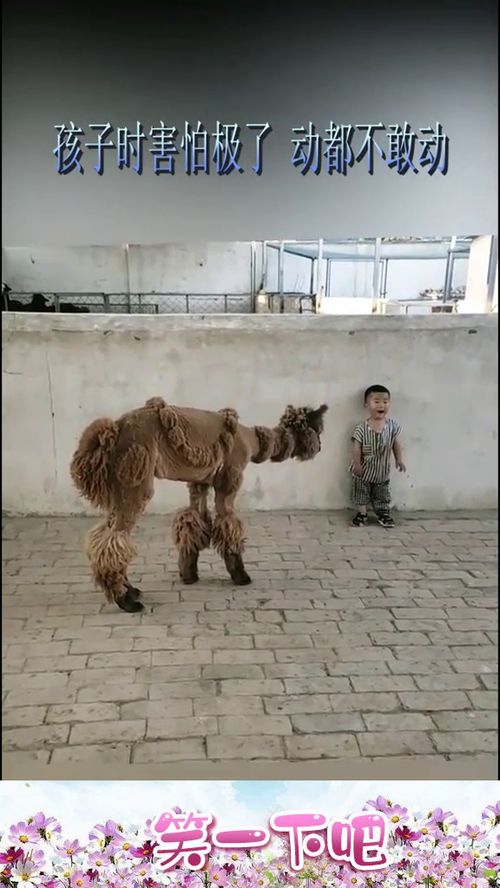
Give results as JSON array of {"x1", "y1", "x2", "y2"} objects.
[{"x1": 2, "y1": 511, "x2": 498, "y2": 777}]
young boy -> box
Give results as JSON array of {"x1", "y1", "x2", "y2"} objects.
[{"x1": 349, "y1": 384, "x2": 406, "y2": 528}]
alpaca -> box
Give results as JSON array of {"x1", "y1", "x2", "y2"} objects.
[{"x1": 70, "y1": 397, "x2": 328, "y2": 612}]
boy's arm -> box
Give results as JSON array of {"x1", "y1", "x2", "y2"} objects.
[
  {"x1": 392, "y1": 426, "x2": 406, "y2": 472},
  {"x1": 352, "y1": 439, "x2": 363, "y2": 475}
]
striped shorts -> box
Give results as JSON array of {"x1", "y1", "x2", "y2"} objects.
[{"x1": 352, "y1": 475, "x2": 391, "y2": 512}]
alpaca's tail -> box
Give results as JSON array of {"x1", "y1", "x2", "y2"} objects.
[{"x1": 70, "y1": 417, "x2": 119, "y2": 510}]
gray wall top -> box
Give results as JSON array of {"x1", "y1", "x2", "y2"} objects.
[{"x1": 3, "y1": 312, "x2": 497, "y2": 335}]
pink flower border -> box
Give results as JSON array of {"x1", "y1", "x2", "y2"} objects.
[{"x1": 1, "y1": 799, "x2": 499, "y2": 887}]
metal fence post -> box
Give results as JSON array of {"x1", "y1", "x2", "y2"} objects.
[
  {"x1": 250, "y1": 241, "x2": 256, "y2": 312},
  {"x1": 317, "y1": 238, "x2": 324, "y2": 301},
  {"x1": 372, "y1": 237, "x2": 381, "y2": 303},
  {"x1": 443, "y1": 236, "x2": 456, "y2": 303},
  {"x1": 279, "y1": 241, "x2": 285, "y2": 313},
  {"x1": 325, "y1": 259, "x2": 332, "y2": 298}
]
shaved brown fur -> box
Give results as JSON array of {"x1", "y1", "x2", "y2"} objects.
[{"x1": 70, "y1": 399, "x2": 328, "y2": 611}]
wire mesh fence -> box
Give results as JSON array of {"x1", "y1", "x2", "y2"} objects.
[{"x1": 2, "y1": 292, "x2": 254, "y2": 314}]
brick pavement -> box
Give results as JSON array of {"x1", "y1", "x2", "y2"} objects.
[{"x1": 2, "y1": 511, "x2": 498, "y2": 777}]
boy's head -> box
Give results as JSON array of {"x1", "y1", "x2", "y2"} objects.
[{"x1": 364, "y1": 384, "x2": 391, "y2": 418}]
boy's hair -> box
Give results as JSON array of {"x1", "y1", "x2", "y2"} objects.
[{"x1": 364, "y1": 384, "x2": 390, "y2": 401}]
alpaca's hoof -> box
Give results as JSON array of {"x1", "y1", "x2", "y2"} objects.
[
  {"x1": 232, "y1": 571, "x2": 252, "y2": 586},
  {"x1": 224, "y1": 553, "x2": 252, "y2": 586},
  {"x1": 117, "y1": 592, "x2": 144, "y2": 613},
  {"x1": 124, "y1": 579, "x2": 142, "y2": 600},
  {"x1": 181, "y1": 572, "x2": 199, "y2": 585}
]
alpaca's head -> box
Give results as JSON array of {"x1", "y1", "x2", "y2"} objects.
[{"x1": 278, "y1": 403, "x2": 328, "y2": 461}]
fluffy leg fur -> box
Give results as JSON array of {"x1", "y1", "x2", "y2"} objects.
[
  {"x1": 86, "y1": 481, "x2": 153, "y2": 612},
  {"x1": 86, "y1": 522, "x2": 141, "y2": 612},
  {"x1": 172, "y1": 483, "x2": 212, "y2": 584},
  {"x1": 105, "y1": 511, "x2": 143, "y2": 600},
  {"x1": 212, "y1": 469, "x2": 250, "y2": 585}
]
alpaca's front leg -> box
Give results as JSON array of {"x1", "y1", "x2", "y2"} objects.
[
  {"x1": 212, "y1": 471, "x2": 251, "y2": 586},
  {"x1": 172, "y1": 483, "x2": 212, "y2": 584}
]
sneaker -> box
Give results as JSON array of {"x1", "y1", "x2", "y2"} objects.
[
  {"x1": 376, "y1": 511, "x2": 395, "y2": 528},
  {"x1": 352, "y1": 512, "x2": 368, "y2": 527}
]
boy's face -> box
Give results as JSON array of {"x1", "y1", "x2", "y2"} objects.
[{"x1": 365, "y1": 391, "x2": 390, "y2": 417}]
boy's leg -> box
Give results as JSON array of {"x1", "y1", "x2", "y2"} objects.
[
  {"x1": 371, "y1": 480, "x2": 395, "y2": 527},
  {"x1": 351, "y1": 475, "x2": 370, "y2": 526}
]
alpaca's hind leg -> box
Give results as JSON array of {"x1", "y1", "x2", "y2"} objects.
[
  {"x1": 212, "y1": 471, "x2": 251, "y2": 586},
  {"x1": 105, "y1": 511, "x2": 142, "y2": 601},
  {"x1": 172, "y1": 482, "x2": 212, "y2": 584},
  {"x1": 86, "y1": 484, "x2": 152, "y2": 613}
]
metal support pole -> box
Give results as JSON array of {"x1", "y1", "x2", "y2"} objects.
[
  {"x1": 443, "y1": 252, "x2": 453, "y2": 303},
  {"x1": 310, "y1": 258, "x2": 315, "y2": 294},
  {"x1": 278, "y1": 242, "x2": 285, "y2": 293},
  {"x1": 250, "y1": 241, "x2": 256, "y2": 312},
  {"x1": 325, "y1": 259, "x2": 332, "y2": 298},
  {"x1": 316, "y1": 238, "x2": 324, "y2": 297},
  {"x1": 278, "y1": 241, "x2": 285, "y2": 312},
  {"x1": 372, "y1": 237, "x2": 381, "y2": 302},
  {"x1": 125, "y1": 243, "x2": 132, "y2": 313},
  {"x1": 486, "y1": 235, "x2": 498, "y2": 311},
  {"x1": 443, "y1": 235, "x2": 457, "y2": 304},
  {"x1": 380, "y1": 258, "x2": 389, "y2": 298},
  {"x1": 262, "y1": 240, "x2": 268, "y2": 291}
]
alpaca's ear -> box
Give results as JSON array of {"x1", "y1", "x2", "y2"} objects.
[
  {"x1": 307, "y1": 404, "x2": 328, "y2": 432},
  {"x1": 311, "y1": 404, "x2": 329, "y2": 421}
]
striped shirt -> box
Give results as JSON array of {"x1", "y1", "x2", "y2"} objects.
[{"x1": 349, "y1": 417, "x2": 402, "y2": 483}]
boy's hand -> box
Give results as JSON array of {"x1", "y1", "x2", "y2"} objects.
[
  {"x1": 353, "y1": 464, "x2": 363, "y2": 477},
  {"x1": 396, "y1": 460, "x2": 406, "y2": 472}
]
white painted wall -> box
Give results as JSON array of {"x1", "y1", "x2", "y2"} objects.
[
  {"x1": 2, "y1": 243, "x2": 254, "y2": 295},
  {"x1": 322, "y1": 255, "x2": 468, "y2": 302},
  {"x1": 458, "y1": 235, "x2": 495, "y2": 314},
  {"x1": 127, "y1": 243, "x2": 252, "y2": 294},
  {"x1": 264, "y1": 245, "x2": 469, "y2": 301},
  {"x1": 2, "y1": 313, "x2": 497, "y2": 516},
  {"x1": 492, "y1": 261, "x2": 498, "y2": 313},
  {"x1": 318, "y1": 297, "x2": 374, "y2": 315},
  {"x1": 2, "y1": 246, "x2": 129, "y2": 293}
]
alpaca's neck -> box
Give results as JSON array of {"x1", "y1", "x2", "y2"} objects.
[{"x1": 250, "y1": 424, "x2": 296, "y2": 464}]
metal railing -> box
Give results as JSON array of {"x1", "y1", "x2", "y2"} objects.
[{"x1": 2, "y1": 291, "x2": 254, "y2": 314}]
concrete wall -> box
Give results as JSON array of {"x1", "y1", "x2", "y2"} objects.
[
  {"x1": 2, "y1": 313, "x2": 497, "y2": 516},
  {"x1": 2, "y1": 243, "x2": 254, "y2": 295},
  {"x1": 492, "y1": 261, "x2": 498, "y2": 313},
  {"x1": 3, "y1": 241, "x2": 471, "y2": 303}
]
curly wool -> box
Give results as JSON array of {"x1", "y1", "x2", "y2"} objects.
[
  {"x1": 172, "y1": 507, "x2": 212, "y2": 555},
  {"x1": 70, "y1": 418, "x2": 119, "y2": 510},
  {"x1": 212, "y1": 514, "x2": 246, "y2": 557}
]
